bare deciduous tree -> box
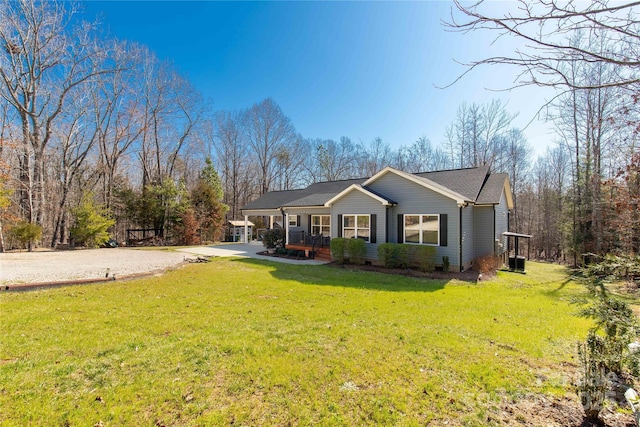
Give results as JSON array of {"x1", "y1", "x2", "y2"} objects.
[
  {"x1": 446, "y1": 0, "x2": 640, "y2": 90},
  {"x1": 244, "y1": 98, "x2": 297, "y2": 195},
  {"x1": 0, "y1": 0, "x2": 118, "y2": 234}
]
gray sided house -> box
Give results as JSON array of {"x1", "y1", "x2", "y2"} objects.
[{"x1": 240, "y1": 166, "x2": 513, "y2": 271}]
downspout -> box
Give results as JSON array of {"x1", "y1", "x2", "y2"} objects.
[
  {"x1": 493, "y1": 205, "x2": 496, "y2": 256},
  {"x1": 459, "y1": 205, "x2": 463, "y2": 272}
]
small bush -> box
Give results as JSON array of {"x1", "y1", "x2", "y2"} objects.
[
  {"x1": 442, "y1": 256, "x2": 450, "y2": 272},
  {"x1": 378, "y1": 243, "x2": 435, "y2": 271},
  {"x1": 577, "y1": 332, "x2": 608, "y2": 421},
  {"x1": 346, "y1": 238, "x2": 366, "y2": 265},
  {"x1": 330, "y1": 237, "x2": 346, "y2": 264},
  {"x1": 9, "y1": 221, "x2": 43, "y2": 251},
  {"x1": 396, "y1": 244, "x2": 409, "y2": 268},
  {"x1": 70, "y1": 193, "x2": 115, "y2": 248},
  {"x1": 276, "y1": 247, "x2": 287, "y2": 255},
  {"x1": 409, "y1": 245, "x2": 436, "y2": 272},
  {"x1": 287, "y1": 249, "x2": 298, "y2": 257},
  {"x1": 475, "y1": 254, "x2": 501, "y2": 274},
  {"x1": 263, "y1": 228, "x2": 285, "y2": 249},
  {"x1": 575, "y1": 268, "x2": 640, "y2": 421},
  {"x1": 377, "y1": 243, "x2": 398, "y2": 268}
]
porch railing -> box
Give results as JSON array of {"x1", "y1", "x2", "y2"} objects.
[{"x1": 288, "y1": 231, "x2": 330, "y2": 248}]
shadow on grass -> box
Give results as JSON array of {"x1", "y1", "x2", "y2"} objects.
[
  {"x1": 541, "y1": 265, "x2": 581, "y2": 296},
  {"x1": 232, "y1": 258, "x2": 453, "y2": 293}
]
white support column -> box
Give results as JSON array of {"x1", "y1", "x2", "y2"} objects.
[
  {"x1": 285, "y1": 213, "x2": 289, "y2": 245},
  {"x1": 269, "y1": 215, "x2": 274, "y2": 229},
  {"x1": 244, "y1": 215, "x2": 249, "y2": 243}
]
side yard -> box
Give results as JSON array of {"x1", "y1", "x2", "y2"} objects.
[{"x1": 0, "y1": 259, "x2": 626, "y2": 425}]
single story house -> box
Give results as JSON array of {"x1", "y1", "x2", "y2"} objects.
[{"x1": 240, "y1": 165, "x2": 513, "y2": 271}]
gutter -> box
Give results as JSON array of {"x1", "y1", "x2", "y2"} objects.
[{"x1": 459, "y1": 205, "x2": 463, "y2": 272}]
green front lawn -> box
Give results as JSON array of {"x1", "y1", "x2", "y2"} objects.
[{"x1": 0, "y1": 260, "x2": 591, "y2": 426}]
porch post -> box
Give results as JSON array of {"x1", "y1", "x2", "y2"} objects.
[
  {"x1": 269, "y1": 215, "x2": 274, "y2": 229},
  {"x1": 244, "y1": 215, "x2": 249, "y2": 243},
  {"x1": 285, "y1": 213, "x2": 289, "y2": 245}
]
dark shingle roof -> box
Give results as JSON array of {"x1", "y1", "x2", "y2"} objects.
[
  {"x1": 304, "y1": 178, "x2": 367, "y2": 194},
  {"x1": 415, "y1": 165, "x2": 490, "y2": 201},
  {"x1": 241, "y1": 178, "x2": 366, "y2": 210},
  {"x1": 476, "y1": 173, "x2": 508, "y2": 204},
  {"x1": 240, "y1": 188, "x2": 309, "y2": 210},
  {"x1": 282, "y1": 193, "x2": 338, "y2": 207},
  {"x1": 241, "y1": 166, "x2": 508, "y2": 211}
]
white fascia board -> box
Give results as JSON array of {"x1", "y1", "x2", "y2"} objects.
[
  {"x1": 503, "y1": 179, "x2": 514, "y2": 210},
  {"x1": 240, "y1": 208, "x2": 283, "y2": 216},
  {"x1": 324, "y1": 184, "x2": 392, "y2": 207},
  {"x1": 364, "y1": 167, "x2": 470, "y2": 205},
  {"x1": 282, "y1": 206, "x2": 331, "y2": 211}
]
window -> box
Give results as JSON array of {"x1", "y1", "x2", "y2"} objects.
[
  {"x1": 404, "y1": 214, "x2": 439, "y2": 245},
  {"x1": 343, "y1": 214, "x2": 370, "y2": 242},
  {"x1": 311, "y1": 215, "x2": 330, "y2": 236},
  {"x1": 288, "y1": 214, "x2": 298, "y2": 227}
]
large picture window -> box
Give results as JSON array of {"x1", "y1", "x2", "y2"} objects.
[
  {"x1": 311, "y1": 215, "x2": 330, "y2": 236},
  {"x1": 404, "y1": 214, "x2": 439, "y2": 245},
  {"x1": 343, "y1": 214, "x2": 370, "y2": 242}
]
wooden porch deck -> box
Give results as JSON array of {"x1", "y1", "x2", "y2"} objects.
[{"x1": 285, "y1": 243, "x2": 332, "y2": 261}]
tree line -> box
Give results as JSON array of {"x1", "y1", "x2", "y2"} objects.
[{"x1": 0, "y1": 0, "x2": 638, "y2": 263}]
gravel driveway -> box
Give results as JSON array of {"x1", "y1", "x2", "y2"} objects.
[
  {"x1": 0, "y1": 248, "x2": 187, "y2": 285},
  {"x1": 0, "y1": 243, "x2": 327, "y2": 287}
]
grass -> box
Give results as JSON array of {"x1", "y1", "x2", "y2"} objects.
[{"x1": 0, "y1": 259, "x2": 592, "y2": 426}]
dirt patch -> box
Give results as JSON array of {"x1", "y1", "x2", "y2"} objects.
[{"x1": 490, "y1": 393, "x2": 635, "y2": 427}]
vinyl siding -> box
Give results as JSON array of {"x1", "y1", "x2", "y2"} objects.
[
  {"x1": 473, "y1": 206, "x2": 495, "y2": 258},
  {"x1": 284, "y1": 207, "x2": 331, "y2": 244},
  {"x1": 495, "y1": 190, "x2": 509, "y2": 254},
  {"x1": 368, "y1": 173, "x2": 461, "y2": 268},
  {"x1": 284, "y1": 208, "x2": 330, "y2": 232},
  {"x1": 331, "y1": 191, "x2": 387, "y2": 260},
  {"x1": 461, "y1": 204, "x2": 474, "y2": 270}
]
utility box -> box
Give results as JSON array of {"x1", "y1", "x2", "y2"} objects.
[{"x1": 508, "y1": 255, "x2": 526, "y2": 271}]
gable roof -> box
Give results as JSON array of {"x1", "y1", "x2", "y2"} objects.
[
  {"x1": 241, "y1": 178, "x2": 365, "y2": 211},
  {"x1": 324, "y1": 184, "x2": 396, "y2": 207},
  {"x1": 364, "y1": 167, "x2": 472, "y2": 205},
  {"x1": 240, "y1": 188, "x2": 309, "y2": 211},
  {"x1": 241, "y1": 166, "x2": 512, "y2": 212},
  {"x1": 476, "y1": 173, "x2": 513, "y2": 208},
  {"x1": 415, "y1": 165, "x2": 490, "y2": 201}
]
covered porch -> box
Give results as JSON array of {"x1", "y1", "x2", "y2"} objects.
[
  {"x1": 283, "y1": 208, "x2": 332, "y2": 260},
  {"x1": 284, "y1": 206, "x2": 331, "y2": 260},
  {"x1": 286, "y1": 231, "x2": 332, "y2": 260}
]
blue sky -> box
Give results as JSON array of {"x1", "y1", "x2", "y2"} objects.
[{"x1": 81, "y1": 1, "x2": 558, "y2": 158}]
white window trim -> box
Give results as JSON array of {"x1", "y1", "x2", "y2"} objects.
[
  {"x1": 342, "y1": 214, "x2": 371, "y2": 243},
  {"x1": 288, "y1": 214, "x2": 298, "y2": 227},
  {"x1": 403, "y1": 214, "x2": 440, "y2": 246},
  {"x1": 311, "y1": 215, "x2": 331, "y2": 236}
]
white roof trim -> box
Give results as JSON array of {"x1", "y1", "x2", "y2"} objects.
[
  {"x1": 324, "y1": 184, "x2": 393, "y2": 207},
  {"x1": 229, "y1": 220, "x2": 255, "y2": 227},
  {"x1": 281, "y1": 206, "x2": 331, "y2": 210},
  {"x1": 363, "y1": 167, "x2": 470, "y2": 204},
  {"x1": 503, "y1": 179, "x2": 514, "y2": 210}
]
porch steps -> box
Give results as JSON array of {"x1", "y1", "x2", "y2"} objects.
[{"x1": 285, "y1": 244, "x2": 332, "y2": 261}]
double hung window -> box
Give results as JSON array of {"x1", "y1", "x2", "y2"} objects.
[
  {"x1": 311, "y1": 215, "x2": 330, "y2": 236},
  {"x1": 404, "y1": 214, "x2": 439, "y2": 245},
  {"x1": 343, "y1": 214, "x2": 370, "y2": 242}
]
